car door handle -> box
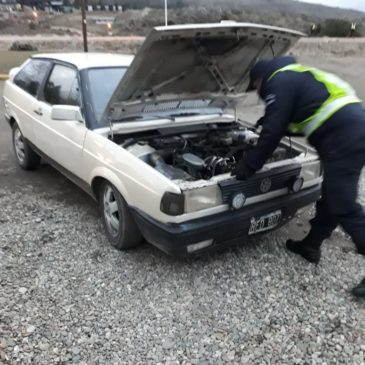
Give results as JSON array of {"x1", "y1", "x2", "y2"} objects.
[{"x1": 33, "y1": 108, "x2": 43, "y2": 116}]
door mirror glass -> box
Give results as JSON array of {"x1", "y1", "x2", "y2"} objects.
[{"x1": 51, "y1": 105, "x2": 84, "y2": 123}]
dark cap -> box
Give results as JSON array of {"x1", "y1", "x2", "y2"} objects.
[{"x1": 246, "y1": 59, "x2": 270, "y2": 92}]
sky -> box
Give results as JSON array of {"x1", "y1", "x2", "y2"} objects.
[{"x1": 299, "y1": 0, "x2": 365, "y2": 12}]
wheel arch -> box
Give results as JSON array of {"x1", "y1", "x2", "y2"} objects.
[
  {"x1": 90, "y1": 168, "x2": 131, "y2": 205},
  {"x1": 8, "y1": 116, "x2": 17, "y2": 129},
  {"x1": 8, "y1": 110, "x2": 24, "y2": 135}
]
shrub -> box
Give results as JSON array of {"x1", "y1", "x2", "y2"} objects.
[
  {"x1": 9, "y1": 42, "x2": 38, "y2": 51},
  {"x1": 321, "y1": 19, "x2": 357, "y2": 37},
  {"x1": 29, "y1": 21, "x2": 37, "y2": 30}
]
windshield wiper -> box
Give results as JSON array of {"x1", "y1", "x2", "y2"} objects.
[
  {"x1": 111, "y1": 114, "x2": 174, "y2": 123},
  {"x1": 111, "y1": 111, "x2": 220, "y2": 123}
]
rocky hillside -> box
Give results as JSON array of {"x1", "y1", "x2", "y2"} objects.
[{"x1": 111, "y1": 0, "x2": 365, "y2": 19}]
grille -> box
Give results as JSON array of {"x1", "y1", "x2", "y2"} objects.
[
  {"x1": 143, "y1": 101, "x2": 180, "y2": 112},
  {"x1": 219, "y1": 165, "x2": 301, "y2": 204},
  {"x1": 143, "y1": 99, "x2": 210, "y2": 113}
]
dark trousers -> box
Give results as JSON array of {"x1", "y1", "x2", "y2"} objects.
[{"x1": 309, "y1": 140, "x2": 365, "y2": 254}]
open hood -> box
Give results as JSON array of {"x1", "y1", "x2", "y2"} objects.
[{"x1": 107, "y1": 22, "x2": 304, "y2": 121}]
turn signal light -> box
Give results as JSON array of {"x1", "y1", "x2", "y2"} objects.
[{"x1": 160, "y1": 192, "x2": 185, "y2": 216}]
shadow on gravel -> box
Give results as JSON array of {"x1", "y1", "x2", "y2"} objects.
[{"x1": 1, "y1": 161, "x2": 96, "y2": 210}]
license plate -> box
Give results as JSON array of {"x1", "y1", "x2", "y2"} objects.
[{"x1": 248, "y1": 210, "x2": 282, "y2": 235}]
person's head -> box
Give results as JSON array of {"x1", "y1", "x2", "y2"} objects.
[{"x1": 246, "y1": 59, "x2": 270, "y2": 94}]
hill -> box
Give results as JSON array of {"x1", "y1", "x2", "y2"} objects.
[
  {"x1": 111, "y1": 0, "x2": 365, "y2": 19},
  {"x1": 1, "y1": 0, "x2": 365, "y2": 36}
]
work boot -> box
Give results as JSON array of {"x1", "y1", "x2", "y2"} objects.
[
  {"x1": 352, "y1": 278, "x2": 365, "y2": 298},
  {"x1": 286, "y1": 239, "x2": 321, "y2": 264},
  {"x1": 286, "y1": 229, "x2": 325, "y2": 264}
]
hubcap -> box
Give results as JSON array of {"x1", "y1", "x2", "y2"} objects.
[
  {"x1": 103, "y1": 186, "x2": 120, "y2": 237},
  {"x1": 14, "y1": 128, "x2": 25, "y2": 163}
]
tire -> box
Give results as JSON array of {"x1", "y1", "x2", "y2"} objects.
[
  {"x1": 12, "y1": 122, "x2": 40, "y2": 170},
  {"x1": 99, "y1": 180, "x2": 143, "y2": 250}
]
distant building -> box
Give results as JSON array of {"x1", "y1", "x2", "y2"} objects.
[
  {"x1": 87, "y1": 5, "x2": 122, "y2": 12},
  {"x1": 19, "y1": 0, "x2": 44, "y2": 9},
  {"x1": 0, "y1": 0, "x2": 17, "y2": 11},
  {"x1": 48, "y1": 0, "x2": 63, "y2": 11},
  {"x1": 91, "y1": 15, "x2": 115, "y2": 24}
]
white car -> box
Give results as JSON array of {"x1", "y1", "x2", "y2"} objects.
[{"x1": 3, "y1": 23, "x2": 322, "y2": 256}]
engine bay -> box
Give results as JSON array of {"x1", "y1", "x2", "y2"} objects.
[{"x1": 116, "y1": 122, "x2": 300, "y2": 181}]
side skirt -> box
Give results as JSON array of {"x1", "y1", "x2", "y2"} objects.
[{"x1": 27, "y1": 140, "x2": 96, "y2": 200}]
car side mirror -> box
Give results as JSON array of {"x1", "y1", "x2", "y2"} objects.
[{"x1": 51, "y1": 105, "x2": 84, "y2": 123}]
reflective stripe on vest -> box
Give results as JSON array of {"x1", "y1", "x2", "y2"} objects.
[{"x1": 268, "y1": 64, "x2": 362, "y2": 137}]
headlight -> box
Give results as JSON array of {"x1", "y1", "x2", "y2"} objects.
[
  {"x1": 184, "y1": 185, "x2": 223, "y2": 213},
  {"x1": 301, "y1": 161, "x2": 322, "y2": 182}
]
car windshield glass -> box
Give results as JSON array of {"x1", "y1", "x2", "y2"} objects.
[{"x1": 87, "y1": 67, "x2": 127, "y2": 126}]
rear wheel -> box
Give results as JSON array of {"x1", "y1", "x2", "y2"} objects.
[
  {"x1": 12, "y1": 122, "x2": 40, "y2": 170},
  {"x1": 99, "y1": 181, "x2": 143, "y2": 250}
]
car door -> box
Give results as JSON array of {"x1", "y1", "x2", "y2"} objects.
[
  {"x1": 10, "y1": 59, "x2": 51, "y2": 144},
  {"x1": 33, "y1": 63, "x2": 88, "y2": 179}
]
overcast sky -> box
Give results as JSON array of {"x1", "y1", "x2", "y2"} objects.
[{"x1": 299, "y1": 0, "x2": 365, "y2": 12}]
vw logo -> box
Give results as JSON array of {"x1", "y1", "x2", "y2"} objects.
[{"x1": 260, "y1": 178, "x2": 272, "y2": 193}]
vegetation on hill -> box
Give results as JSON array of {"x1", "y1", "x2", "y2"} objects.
[
  {"x1": 2, "y1": 0, "x2": 364, "y2": 36},
  {"x1": 109, "y1": 7, "x2": 364, "y2": 37}
]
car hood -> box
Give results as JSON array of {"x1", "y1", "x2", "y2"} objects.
[{"x1": 106, "y1": 22, "x2": 304, "y2": 121}]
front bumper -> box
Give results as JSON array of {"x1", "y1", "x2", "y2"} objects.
[{"x1": 131, "y1": 184, "x2": 321, "y2": 257}]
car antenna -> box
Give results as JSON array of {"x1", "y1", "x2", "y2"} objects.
[{"x1": 108, "y1": 118, "x2": 114, "y2": 141}]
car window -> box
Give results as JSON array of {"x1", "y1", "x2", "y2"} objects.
[
  {"x1": 14, "y1": 59, "x2": 50, "y2": 97},
  {"x1": 44, "y1": 64, "x2": 80, "y2": 106},
  {"x1": 87, "y1": 67, "x2": 127, "y2": 126}
]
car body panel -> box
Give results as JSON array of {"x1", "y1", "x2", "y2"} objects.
[
  {"x1": 83, "y1": 130, "x2": 181, "y2": 219},
  {"x1": 132, "y1": 184, "x2": 321, "y2": 257},
  {"x1": 32, "y1": 53, "x2": 134, "y2": 71},
  {"x1": 33, "y1": 100, "x2": 88, "y2": 177},
  {"x1": 105, "y1": 22, "x2": 304, "y2": 119},
  {"x1": 3, "y1": 81, "x2": 38, "y2": 142}
]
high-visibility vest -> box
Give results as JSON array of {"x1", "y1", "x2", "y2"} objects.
[{"x1": 268, "y1": 64, "x2": 362, "y2": 137}]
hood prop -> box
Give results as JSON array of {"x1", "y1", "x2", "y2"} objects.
[
  {"x1": 193, "y1": 39, "x2": 232, "y2": 94},
  {"x1": 108, "y1": 118, "x2": 114, "y2": 141}
]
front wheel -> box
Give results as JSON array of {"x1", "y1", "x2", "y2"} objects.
[
  {"x1": 12, "y1": 122, "x2": 40, "y2": 170},
  {"x1": 99, "y1": 181, "x2": 143, "y2": 250}
]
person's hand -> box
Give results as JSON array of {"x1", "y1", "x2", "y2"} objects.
[
  {"x1": 231, "y1": 158, "x2": 256, "y2": 180},
  {"x1": 255, "y1": 116, "x2": 265, "y2": 130}
]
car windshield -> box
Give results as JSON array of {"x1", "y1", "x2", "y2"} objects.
[{"x1": 86, "y1": 67, "x2": 127, "y2": 126}]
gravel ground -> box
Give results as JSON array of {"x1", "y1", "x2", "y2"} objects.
[
  {"x1": 1, "y1": 54, "x2": 365, "y2": 364},
  {"x1": 1, "y1": 185, "x2": 364, "y2": 365}
]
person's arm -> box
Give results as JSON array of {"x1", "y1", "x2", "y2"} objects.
[{"x1": 245, "y1": 73, "x2": 298, "y2": 171}]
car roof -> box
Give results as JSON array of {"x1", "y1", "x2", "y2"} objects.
[{"x1": 32, "y1": 53, "x2": 134, "y2": 70}]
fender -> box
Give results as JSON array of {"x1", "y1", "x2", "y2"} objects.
[
  {"x1": 89, "y1": 166, "x2": 132, "y2": 205},
  {"x1": 3, "y1": 83, "x2": 37, "y2": 144}
]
